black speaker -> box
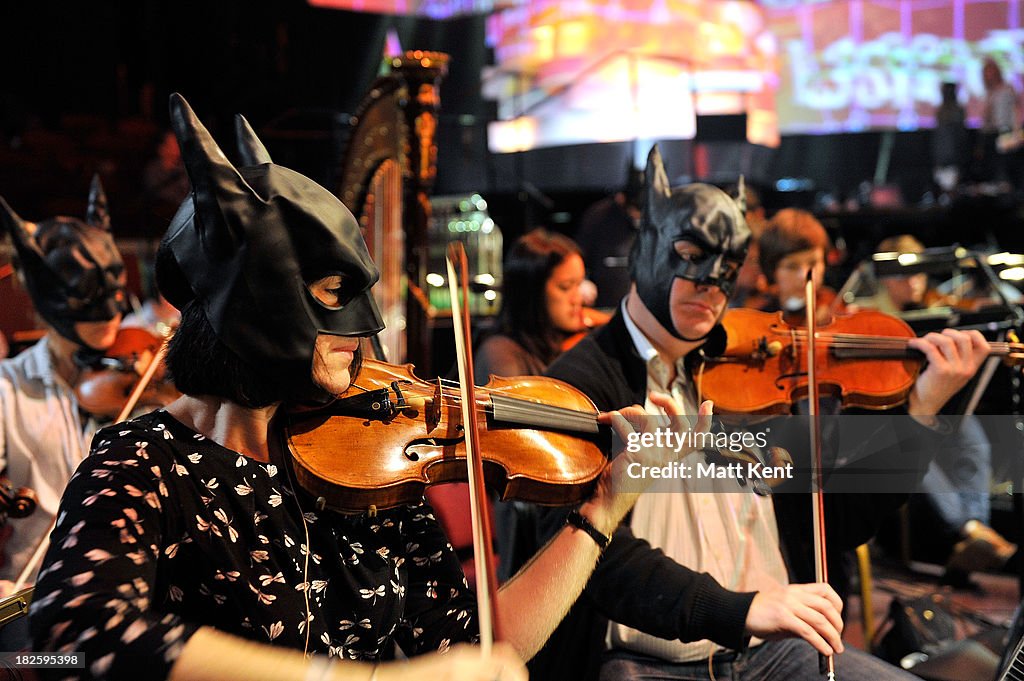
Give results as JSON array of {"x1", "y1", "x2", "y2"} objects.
[{"x1": 694, "y1": 113, "x2": 748, "y2": 143}]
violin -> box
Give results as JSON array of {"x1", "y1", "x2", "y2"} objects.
[
  {"x1": 0, "y1": 476, "x2": 37, "y2": 571},
  {"x1": 694, "y1": 307, "x2": 1024, "y2": 419},
  {"x1": 0, "y1": 477, "x2": 36, "y2": 524},
  {"x1": 285, "y1": 358, "x2": 608, "y2": 514},
  {"x1": 75, "y1": 327, "x2": 180, "y2": 419}
]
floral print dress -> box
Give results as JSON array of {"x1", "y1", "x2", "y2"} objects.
[{"x1": 30, "y1": 410, "x2": 478, "y2": 680}]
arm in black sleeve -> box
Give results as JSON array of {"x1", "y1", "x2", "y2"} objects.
[{"x1": 533, "y1": 502, "x2": 754, "y2": 650}]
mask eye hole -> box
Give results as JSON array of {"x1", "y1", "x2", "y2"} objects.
[
  {"x1": 721, "y1": 260, "x2": 740, "y2": 279},
  {"x1": 308, "y1": 275, "x2": 350, "y2": 310},
  {"x1": 674, "y1": 241, "x2": 706, "y2": 263}
]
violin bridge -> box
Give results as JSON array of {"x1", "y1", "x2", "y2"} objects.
[{"x1": 427, "y1": 379, "x2": 441, "y2": 432}]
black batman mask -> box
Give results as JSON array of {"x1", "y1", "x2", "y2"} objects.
[
  {"x1": 630, "y1": 145, "x2": 750, "y2": 342},
  {"x1": 156, "y1": 94, "x2": 384, "y2": 403},
  {"x1": 0, "y1": 175, "x2": 127, "y2": 348}
]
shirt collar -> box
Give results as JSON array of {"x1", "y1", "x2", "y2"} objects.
[
  {"x1": 22, "y1": 335, "x2": 56, "y2": 385},
  {"x1": 621, "y1": 298, "x2": 690, "y2": 393},
  {"x1": 621, "y1": 298, "x2": 658, "y2": 364}
]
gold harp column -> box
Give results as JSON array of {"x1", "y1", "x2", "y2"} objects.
[{"x1": 338, "y1": 50, "x2": 449, "y2": 371}]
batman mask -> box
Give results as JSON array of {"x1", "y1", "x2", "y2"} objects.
[
  {"x1": 630, "y1": 145, "x2": 750, "y2": 342},
  {"x1": 0, "y1": 175, "x2": 127, "y2": 348},
  {"x1": 156, "y1": 94, "x2": 384, "y2": 403}
]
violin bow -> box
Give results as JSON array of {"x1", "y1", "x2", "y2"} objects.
[
  {"x1": 445, "y1": 241, "x2": 503, "y2": 652},
  {"x1": 114, "y1": 341, "x2": 168, "y2": 423},
  {"x1": 805, "y1": 272, "x2": 837, "y2": 680}
]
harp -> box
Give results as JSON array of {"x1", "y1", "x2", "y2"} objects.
[{"x1": 339, "y1": 51, "x2": 449, "y2": 370}]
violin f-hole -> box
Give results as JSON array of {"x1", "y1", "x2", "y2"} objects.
[
  {"x1": 775, "y1": 371, "x2": 807, "y2": 391},
  {"x1": 404, "y1": 436, "x2": 466, "y2": 461}
]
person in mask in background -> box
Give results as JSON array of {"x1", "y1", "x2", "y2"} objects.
[{"x1": 0, "y1": 175, "x2": 128, "y2": 596}]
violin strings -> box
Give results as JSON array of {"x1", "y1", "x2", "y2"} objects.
[
  {"x1": 763, "y1": 330, "x2": 1020, "y2": 357},
  {"x1": 360, "y1": 373, "x2": 603, "y2": 415},
  {"x1": 351, "y1": 381, "x2": 601, "y2": 427},
  {"x1": 779, "y1": 330, "x2": 1001, "y2": 348}
]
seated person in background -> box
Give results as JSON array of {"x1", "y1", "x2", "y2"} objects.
[
  {"x1": 752, "y1": 208, "x2": 844, "y2": 324},
  {"x1": 855, "y1": 234, "x2": 1015, "y2": 581},
  {"x1": 574, "y1": 163, "x2": 643, "y2": 309},
  {"x1": 470, "y1": 228, "x2": 593, "y2": 581},
  {"x1": 475, "y1": 228, "x2": 588, "y2": 379},
  {"x1": 122, "y1": 289, "x2": 181, "y2": 338},
  {"x1": 525, "y1": 145, "x2": 989, "y2": 681},
  {"x1": 852, "y1": 234, "x2": 930, "y2": 315},
  {"x1": 726, "y1": 182, "x2": 768, "y2": 308},
  {"x1": 30, "y1": 94, "x2": 704, "y2": 681},
  {"x1": 0, "y1": 175, "x2": 128, "y2": 597}
]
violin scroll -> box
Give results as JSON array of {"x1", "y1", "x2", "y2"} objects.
[{"x1": 0, "y1": 479, "x2": 36, "y2": 521}]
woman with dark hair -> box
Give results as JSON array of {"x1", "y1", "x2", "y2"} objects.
[
  {"x1": 28, "y1": 96, "x2": 705, "y2": 681},
  {"x1": 475, "y1": 229, "x2": 587, "y2": 380}
]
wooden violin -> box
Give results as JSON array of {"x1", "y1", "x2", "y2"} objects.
[
  {"x1": 74, "y1": 327, "x2": 179, "y2": 419},
  {"x1": 285, "y1": 358, "x2": 608, "y2": 515},
  {"x1": 694, "y1": 307, "x2": 1024, "y2": 419},
  {"x1": 0, "y1": 477, "x2": 36, "y2": 525}
]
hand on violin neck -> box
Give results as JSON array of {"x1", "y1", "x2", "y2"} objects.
[
  {"x1": 589, "y1": 394, "x2": 714, "y2": 531},
  {"x1": 906, "y1": 328, "x2": 990, "y2": 421}
]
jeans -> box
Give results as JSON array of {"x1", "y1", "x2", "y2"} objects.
[
  {"x1": 599, "y1": 639, "x2": 920, "y2": 681},
  {"x1": 919, "y1": 415, "x2": 992, "y2": 534}
]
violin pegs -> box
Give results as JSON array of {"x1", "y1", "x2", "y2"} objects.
[{"x1": 766, "y1": 341, "x2": 783, "y2": 357}]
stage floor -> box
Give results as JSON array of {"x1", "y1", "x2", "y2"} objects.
[{"x1": 844, "y1": 553, "x2": 1019, "y2": 680}]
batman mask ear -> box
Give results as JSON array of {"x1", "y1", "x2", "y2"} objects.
[
  {"x1": 169, "y1": 92, "x2": 258, "y2": 258},
  {"x1": 235, "y1": 114, "x2": 273, "y2": 166},
  {"x1": 735, "y1": 175, "x2": 747, "y2": 216},
  {"x1": 86, "y1": 173, "x2": 111, "y2": 231},
  {"x1": 0, "y1": 196, "x2": 28, "y2": 240},
  {"x1": 645, "y1": 145, "x2": 672, "y2": 229},
  {"x1": 0, "y1": 196, "x2": 40, "y2": 260}
]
